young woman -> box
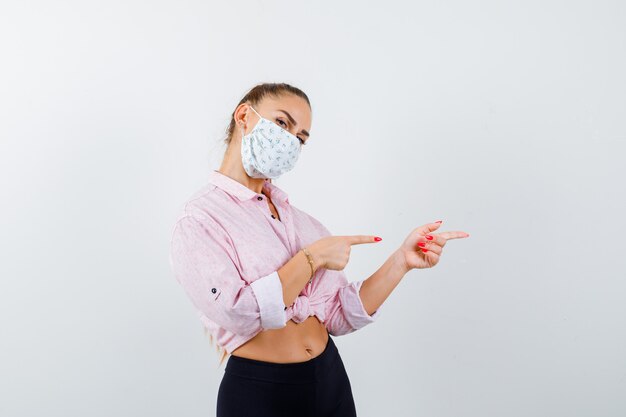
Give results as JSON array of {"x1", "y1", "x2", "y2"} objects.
[{"x1": 169, "y1": 82, "x2": 470, "y2": 417}]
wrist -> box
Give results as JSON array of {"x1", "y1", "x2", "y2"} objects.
[
  {"x1": 306, "y1": 243, "x2": 325, "y2": 271},
  {"x1": 301, "y1": 247, "x2": 316, "y2": 278},
  {"x1": 393, "y1": 248, "x2": 411, "y2": 275}
]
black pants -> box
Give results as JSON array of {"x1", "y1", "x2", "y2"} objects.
[{"x1": 217, "y1": 335, "x2": 357, "y2": 417}]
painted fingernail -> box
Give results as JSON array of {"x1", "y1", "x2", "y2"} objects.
[
  {"x1": 418, "y1": 242, "x2": 426, "y2": 247},
  {"x1": 421, "y1": 249, "x2": 428, "y2": 252},
  {"x1": 425, "y1": 235, "x2": 433, "y2": 240},
  {"x1": 374, "y1": 236, "x2": 382, "y2": 241}
]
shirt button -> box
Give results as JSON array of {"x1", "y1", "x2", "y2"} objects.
[
  {"x1": 211, "y1": 288, "x2": 217, "y2": 294},
  {"x1": 257, "y1": 196, "x2": 263, "y2": 200}
]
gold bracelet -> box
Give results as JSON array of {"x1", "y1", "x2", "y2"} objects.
[{"x1": 301, "y1": 247, "x2": 315, "y2": 284}]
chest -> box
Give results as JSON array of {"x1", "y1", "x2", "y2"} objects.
[{"x1": 223, "y1": 202, "x2": 325, "y2": 285}]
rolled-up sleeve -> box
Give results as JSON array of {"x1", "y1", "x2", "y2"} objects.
[
  {"x1": 169, "y1": 214, "x2": 287, "y2": 336},
  {"x1": 323, "y1": 270, "x2": 382, "y2": 336}
]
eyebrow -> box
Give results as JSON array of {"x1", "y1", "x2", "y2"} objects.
[{"x1": 277, "y1": 109, "x2": 310, "y2": 138}]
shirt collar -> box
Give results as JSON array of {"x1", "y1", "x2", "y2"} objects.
[{"x1": 208, "y1": 170, "x2": 289, "y2": 204}]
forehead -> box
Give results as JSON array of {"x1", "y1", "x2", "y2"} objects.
[{"x1": 260, "y1": 95, "x2": 312, "y2": 130}]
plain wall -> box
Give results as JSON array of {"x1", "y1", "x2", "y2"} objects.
[{"x1": 1, "y1": 1, "x2": 624, "y2": 416}]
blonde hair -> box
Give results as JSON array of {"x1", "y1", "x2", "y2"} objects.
[{"x1": 203, "y1": 326, "x2": 229, "y2": 367}]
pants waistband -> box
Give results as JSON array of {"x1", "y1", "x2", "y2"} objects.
[{"x1": 224, "y1": 335, "x2": 339, "y2": 384}]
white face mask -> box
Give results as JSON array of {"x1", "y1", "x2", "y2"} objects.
[{"x1": 240, "y1": 106, "x2": 303, "y2": 179}]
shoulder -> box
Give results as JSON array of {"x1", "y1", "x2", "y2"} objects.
[{"x1": 171, "y1": 182, "x2": 229, "y2": 235}]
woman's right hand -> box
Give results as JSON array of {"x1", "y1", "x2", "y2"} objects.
[{"x1": 308, "y1": 235, "x2": 381, "y2": 271}]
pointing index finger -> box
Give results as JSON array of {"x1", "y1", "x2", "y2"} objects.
[
  {"x1": 438, "y1": 231, "x2": 470, "y2": 240},
  {"x1": 343, "y1": 235, "x2": 381, "y2": 245}
]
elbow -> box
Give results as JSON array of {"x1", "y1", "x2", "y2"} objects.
[
  {"x1": 324, "y1": 302, "x2": 382, "y2": 336},
  {"x1": 208, "y1": 308, "x2": 264, "y2": 336},
  {"x1": 212, "y1": 305, "x2": 287, "y2": 336},
  {"x1": 324, "y1": 284, "x2": 382, "y2": 336},
  {"x1": 324, "y1": 309, "x2": 358, "y2": 336}
]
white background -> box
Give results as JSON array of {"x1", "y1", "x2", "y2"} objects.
[{"x1": 1, "y1": 1, "x2": 625, "y2": 416}]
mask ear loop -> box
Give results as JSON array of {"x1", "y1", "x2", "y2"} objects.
[{"x1": 248, "y1": 105, "x2": 262, "y2": 118}]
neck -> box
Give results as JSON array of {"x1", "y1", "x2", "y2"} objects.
[{"x1": 219, "y1": 144, "x2": 268, "y2": 195}]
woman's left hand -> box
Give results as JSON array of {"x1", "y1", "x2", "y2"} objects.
[{"x1": 397, "y1": 221, "x2": 470, "y2": 271}]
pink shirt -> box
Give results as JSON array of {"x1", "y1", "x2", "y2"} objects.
[{"x1": 169, "y1": 169, "x2": 382, "y2": 354}]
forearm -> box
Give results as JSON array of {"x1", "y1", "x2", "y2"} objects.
[{"x1": 358, "y1": 249, "x2": 409, "y2": 316}]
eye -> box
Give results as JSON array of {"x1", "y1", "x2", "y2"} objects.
[{"x1": 277, "y1": 118, "x2": 304, "y2": 145}]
